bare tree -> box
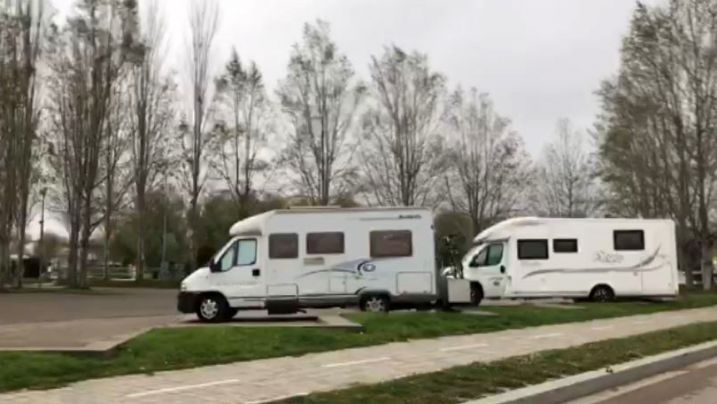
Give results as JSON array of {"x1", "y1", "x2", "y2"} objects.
[
  {"x1": 212, "y1": 49, "x2": 271, "y2": 215},
  {"x1": 45, "y1": 0, "x2": 139, "y2": 288},
  {"x1": 277, "y1": 20, "x2": 365, "y2": 205},
  {"x1": 536, "y1": 119, "x2": 598, "y2": 218},
  {"x1": 178, "y1": 0, "x2": 219, "y2": 270},
  {"x1": 598, "y1": 0, "x2": 717, "y2": 289},
  {"x1": 360, "y1": 46, "x2": 446, "y2": 207},
  {"x1": 100, "y1": 79, "x2": 133, "y2": 280},
  {"x1": 443, "y1": 88, "x2": 531, "y2": 234},
  {"x1": 129, "y1": 0, "x2": 173, "y2": 281},
  {"x1": 0, "y1": 0, "x2": 44, "y2": 288}
]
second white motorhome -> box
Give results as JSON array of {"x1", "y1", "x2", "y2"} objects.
[{"x1": 456, "y1": 217, "x2": 679, "y2": 303}]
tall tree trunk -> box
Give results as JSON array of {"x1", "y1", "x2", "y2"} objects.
[
  {"x1": 14, "y1": 208, "x2": 27, "y2": 288},
  {"x1": 136, "y1": 189, "x2": 146, "y2": 282},
  {"x1": 78, "y1": 193, "x2": 93, "y2": 289},
  {"x1": 701, "y1": 240, "x2": 713, "y2": 291},
  {"x1": 67, "y1": 217, "x2": 79, "y2": 288}
]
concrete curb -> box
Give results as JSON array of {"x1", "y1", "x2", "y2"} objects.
[{"x1": 465, "y1": 339, "x2": 717, "y2": 404}]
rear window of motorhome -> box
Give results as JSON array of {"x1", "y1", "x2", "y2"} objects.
[
  {"x1": 269, "y1": 233, "x2": 299, "y2": 258},
  {"x1": 614, "y1": 230, "x2": 645, "y2": 251},
  {"x1": 307, "y1": 232, "x2": 345, "y2": 254},
  {"x1": 370, "y1": 230, "x2": 412, "y2": 257},
  {"x1": 553, "y1": 239, "x2": 578, "y2": 253},
  {"x1": 518, "y1": 239, "x2": 549, "y2": 260}
]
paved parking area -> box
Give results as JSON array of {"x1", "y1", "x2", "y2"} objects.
[
  {"x1": 3, "y1": 306, "x2": 717, "y2": 404},
  {"x1": 0, "y1": 288, "x2": 177, "y2": 324},
  {"x1": 0, "y1": 289, "x2": 361, "y2": 351}
]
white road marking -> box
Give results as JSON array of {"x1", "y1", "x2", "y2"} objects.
[
  {"x1": 322, "y1": 356, "x2": 391, "y2": 368},
  {"x1": 591, "y1": 325, "x2": 614, "y2": 331},
  {"x1": 529, "y1": 332, "x2": 564, "y2": 339},
  {"x1": 125, "y1": 379, "x2": 240, "y2": 398},
  {"x1": 690, "y1": 357, "x2": 717, "y2": 370},
  {"x1": 439, "y1": 343, "x2": 489, "y2": 352},
  {"x1": 245, "y1": 392, "x2": 309, "y2": 404}
]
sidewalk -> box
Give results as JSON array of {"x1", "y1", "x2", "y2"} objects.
[{"x1": 3, "y1": 307, "x2": 717, "y2": 404}]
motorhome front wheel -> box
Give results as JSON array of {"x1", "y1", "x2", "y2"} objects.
[{"x1": 197, "y1": 295, "x2": 230, "y2": 322}]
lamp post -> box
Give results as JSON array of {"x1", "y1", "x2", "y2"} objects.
[{"x1": 38, "y1": 187, "x2": 47, "y2": 288}]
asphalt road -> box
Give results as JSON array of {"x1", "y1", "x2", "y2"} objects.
[
  {"x1": 571, "y1": 356, "x2": 717, "y2": 404},
  {"x1": 0, "y1": 287, "x2": 178, "y2": 324}
]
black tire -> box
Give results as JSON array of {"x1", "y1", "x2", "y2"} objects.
[
  {"x1": 196, "y1": 294, "x2": 230, "y2": 322},
  {"x1": 225, "y1": 308, "x2": 239, "y2": 320},
  {"x1": 360, "y1": 295, "x2": 390, "y2": 313},
  {"x1": 590, "y1": 285, "x2": 615, "y2": 303},
  {"x1": 470, "y1": 283, "x2": 484, "y2": 306}
]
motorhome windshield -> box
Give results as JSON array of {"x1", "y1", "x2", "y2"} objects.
[{"x1": 211, "y1": 238, "x2": 235, "y2": 265}]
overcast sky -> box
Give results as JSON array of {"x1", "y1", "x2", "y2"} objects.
[
  {"x1": 40, "y1": 0, "x2": 659, "y2": 237},
  {"x1": 50, "y1": 0, "x2": 661, "y2": 154}
]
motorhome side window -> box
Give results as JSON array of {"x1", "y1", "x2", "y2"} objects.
[
  {"x1": 370, "y1": 230, "x2": 412, "y2": 257},
  {"x1": 517, "y1": 239, "x2": 549, "y2": 260},
  {"x1": 269, "y1": 233, "x2": 299, "y2": 259},
  {"x1": 613, "y1": 230, "x2": 645, "y2": 251},
  {"x1": 307, "y1": 232, "x2": 345, "y2": 254},
  {"x1": 553, "y1": 239, "x2": 578, "y2": 253},
  {"x1": 236, "y1": 239, "x2": 257, "y2": 265}
]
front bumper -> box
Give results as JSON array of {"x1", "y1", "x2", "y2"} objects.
[{"x1": 177, "y1": 292, "x2": 200, "y2": 313}]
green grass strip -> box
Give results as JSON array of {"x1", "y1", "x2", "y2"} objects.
[{"x1": 277, "y1": 321, "x2": 717, "y2": 404}]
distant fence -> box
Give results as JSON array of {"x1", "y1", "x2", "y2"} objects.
[
  {"x1": 53, "y1": 264, "x2": 185, "y2": 282},
  {"x1": 87, "y1": 265, "x2": 134, "y2": 280}
]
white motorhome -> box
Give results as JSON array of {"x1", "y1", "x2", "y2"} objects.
[
  {"x1": 456, "y1": 217, "x2": 679, "y2": 303},
  {"x1": 178, "y1": 207, "x2": 439, "y2": 321}
]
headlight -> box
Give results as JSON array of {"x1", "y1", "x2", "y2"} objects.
[{"x1": 180, "y1": 282, "x2": 187, "y2": 291}]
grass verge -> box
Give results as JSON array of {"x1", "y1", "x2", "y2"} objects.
[
  {"x1": 0, "y1": 293, "x2": 716, "y2": 393},
  {"x1": 276, "y1": 321, "x2": 717, "y2": 404}
]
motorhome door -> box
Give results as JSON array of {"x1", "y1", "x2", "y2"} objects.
[
  {"x1": 467, "y1": 242, "x2": 508, "y2": 297},
  {"x1": 219, "y1": 238, "x2": 265, "y2": 307}
]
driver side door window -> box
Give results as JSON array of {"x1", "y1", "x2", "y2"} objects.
[
  {"x1": 486, "y1": 244, "x2": 504, "y2": 266},
  {"x1": 470, "y1": 244, "x2": 503, "y2": 268},
  {"x1": 218, "y1": 241, "x2": 238, "y2": 271},
  {"x1": 470, "y1": 248, "x2": 488, "y2": 267}
]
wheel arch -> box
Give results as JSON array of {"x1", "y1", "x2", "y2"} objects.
[
  {"x1": 358, "y1": 289, "x2": 392, "y2": 301},
  {"x1": 589, "y1": 283, "x2": 615, "y2": 298}
]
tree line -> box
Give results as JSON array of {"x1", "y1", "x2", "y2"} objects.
[{"x1": 0, "y1": 0, "x2": 713, "y2": 289}]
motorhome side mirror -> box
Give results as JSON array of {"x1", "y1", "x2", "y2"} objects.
[{"x1": 209, "y1": 260, "x2": 220, "y2": 273}]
